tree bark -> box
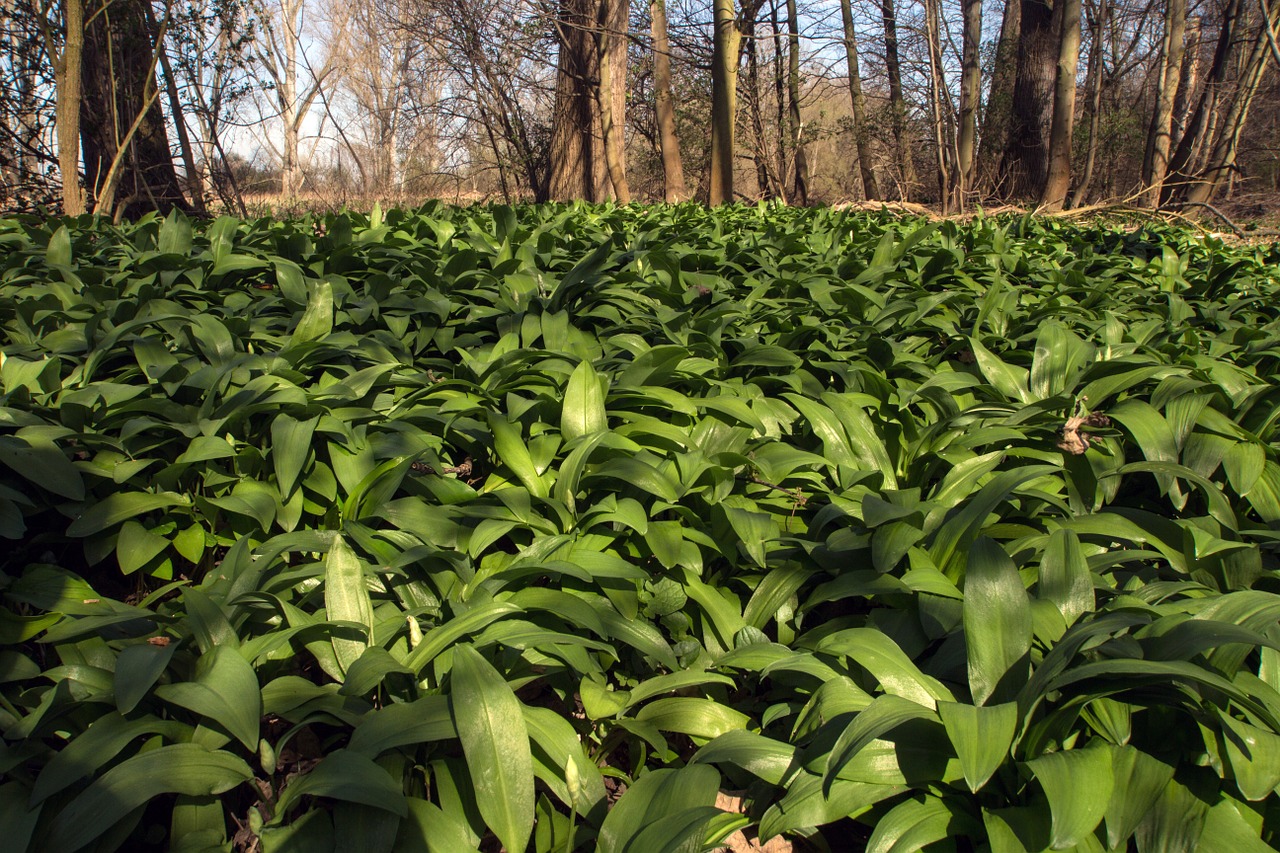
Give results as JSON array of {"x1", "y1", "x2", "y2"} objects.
[
  {"x1": 79, "y1": 0, "x2": 191, "y2": 218},
  {"x1": 881, "y1": 0, "x2": 916, "y2": 200},
  {"x1": 745, "y1": 12, "x2": 776, "y2": 198},
  {"x1": 549, "y1": 0, "x2": 608, "y2": 200},
  {"x1": 1041, "y1": 0, "x2": 1082, "y2": 210},
  {"x1": 785, "y1": 0, "x2": 807, "y2": 204},
  {"x1": 979, "y1": 0, "x2": 1022, "y2": 183},
  {"x1": 1001, "y1": 0, "x2": 1058, "y2": 200},
  {"x1": 924, "y1": 0, "x2": 954, "y2": 208},
  {"x1": 650, "y1": 0, "x2": 688, "y2": 201},
  {"x1": 839, "y1": 0, "x2": 879, "y2": 199},
  {"x1": 957, "y1": 0, "x2": 983, "y2": 205},
  {"x1": 1163, "y1": 0, "x2": 1242, "y2": 204},
  {"x1": 1141, "y1": 0, "x2": 1186, "y2": 206},
  {"x1": 596, "y1": 0, "x2": 629, "y2": 202},
  {"x1": 53, "y1": 0, "x2": 86, "y2": 214},
  {"x1": 709, "y1": 0, "x2": 741, "y2": 204},
  {"x1": 1070, "y1": 0, "x2": 1108, "y2": 208}
]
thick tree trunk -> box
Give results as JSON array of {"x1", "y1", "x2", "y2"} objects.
[
  {"x1": 1001, "y1": 0, "x2": 1058, "y2": 200},
  {"x1": 549, "y1": 0, "x2": 608, "y2": 200},
  {"x1": 839, "y1": 0, "x2": 879, "y2": 199},
  {"x1": 1141, "y1": 0, "x2": 1187, "y2": 206},
  {"x1": 1041, "y1": 0, "x2": 1082, "y2": 210},
  {"x1": 650, "y1": 0, "x2": 688, "y2": 201},
  {"x1": 979, "y1": 0, "x2": 1022, "y2": 183},
  {"x1": 785, "y1": 0, "x2": 807, "y2": 204},
  {"x1": 80, "y1": 0, "x2": 190, "y2": 218},
  {"x1": 882, "y1": 0, "x2": 916, "y2": 200},
  {"x1": 709, "y1": 0, "x2": 741, "y2": 204},
  {"x1": 596, "y1": 0, "x2": 629, "y2": 202},
  {"x1": 957, "y1": 0, "x2": 983, "y2": 204}
]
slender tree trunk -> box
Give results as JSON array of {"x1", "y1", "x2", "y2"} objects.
[
  {"x1": 147, "y1": 1, "x2": 206, "y2": 215},
  {"x1": 1141, "y1": 0, "x2": 1186, "y2": 206},
  {"x1": 596, "y1": 0, "x2": 629, "y2": 202},
  {"x1": 785, "y1": 0, "x2": 807, "y2": 204},
  {"x1": 709, "y1": 0, "x2": 741, "y2": 204},
  {"x1": 924, "y1": 0, "x2": 953, "y2": 208},
  {"x1": 1163, "y1": 0, "x2": 1242, "y2": 204},
  {"x1": 650, "y1": 0, "x2": 688, "y2": 201},
  {"x1": 1171, "y1": 15, "x2": 1201, "y2": 146},
  {"x1": 1002, "y1": 0, "x2": 1058, "y2": 200},
  {"x1": 745, "y1": 13, "x2": 775, "y2": 197},
  {"x1": 1070, "y1": 0, "x2": 1108, "y2": 208},
  {"x1": 839, "y1": 0, "x2": 879, "y2": 199},
  {"x1": 771, "y1": 1, "x2": 787, "y2": 197},
  {"x1": 1181, "y1": 3, "x2": 1278, "y2": 204},
  {"x1": 979, "y1": 0, "x2": 1022, "y2": 184},
  {"x1": 54, "y1": 0, "x2": 86, "y2": 214},
  {"x1": 1041, "y1": 0, "x2": 1082, "y2": 210},
  {"x1": 882, "y1": 0, "x2": 916, "y2": 200},
  {"x1": 957, "y1": 0, "x2": 983, "y2": 205}
]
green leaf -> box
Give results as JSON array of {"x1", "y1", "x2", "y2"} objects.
[
  {"x1": 963, "y1": 537, "x2": 1031, "y2": 706},
  {"x1": 866, "y1": 795, "x2": 959, "y2": 853},
  {"x1": 487, "y1": 413, "x2": 549, "y2": 498},
  {"x1": 1104, "y1": 745, "x2": 1174, "y2": 850},
  {"x1": 561, "y1": 358, "x2": 608, "y2": 440},
  {"x1": 66, "y1": 491, "x2": 190, "y2": 537},
  {"x1": 823, "y1": 694, "x2": 939, "y2": 791},
  {"x1": 348, "y1": 696, "x2": 457, "y2": 756},
  {"x1": 0, "y1": 436, "x2": 84, "y2": 500},
  {"x1": 114, "y1": 639, "x2": 178, "y2": 713},
  {"x1": 449, "y1": 644, "x2": 534, "y2": 853},
  {"x1": 46, "y1": 224, "x2": 71, "y2": 266},
  {"x1": 937, "y1": 701, "x2": 1017, "y2": 792},
  {"x1": 394, "y1": 798, "x2": 480, "y2": 853},
  {"x1": 690, "y1": 730, "x2": 796, "y2": 786},
  {"x1": 1039, "y1": 528, "x2": 1093, "y2": 627},
  {"x1": 1220, "y1": 712, "x2": 1280, "y2": 801},
  {"x1": 634, "y1": 697, "x2": 750, "y2": 740},
  {"x1": 272, "y1": 414, "x2": 319, "y2": 500},
  {"x1": 286, "y1": 279, "x2": 334, "y2": 348},
  {"x1": 44, "y1": 744, "x2": 252, "y2": 852},
  {"x1": 324, "y1": 535, "x2": 374, "y2": 675},
  {"x1": 155, "y1": 645, "x2": 261, "y2": 750},
  {"x1": 115, "y1": 519, "x2": 170, "y2": 574},
  {"x1": 274, "y1": 749, "x2": 408, "y2": 817},
  {"x1": 1025, "y1": 745, "x2": 1113, "y2": 849},
  {"x1": 596, "y1": 765, "x2": 720, "y2": 853}
]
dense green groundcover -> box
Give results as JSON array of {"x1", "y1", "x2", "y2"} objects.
[{"x1": 2, "y1": 203, "x2": 1280, "y2": 851}]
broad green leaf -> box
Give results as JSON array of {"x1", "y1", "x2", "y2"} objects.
[
  {"x1": 449, "y1": 644, "x2": 534, "y2": 853},
  {"x1": 596, "y1": 765, "x2": 719, "y2": 853},
  {"x1": 963, "y1": 537, "x2": 1031, "y2": 706},
  {"x1": 44, "y1": 745, "x2": 252, "y2": 852},
  {"x1": 634, "y1": 697, "x2": 750, "y2": 740},
  {"x1": 155, "y1": 645, "x2": 261, "y2": 750},
  {"x1": 1220, "y1": 712, "x2": 1280, "y2": 801},
  {"x1": 866, "y1": 795, "x2": 959, "y2": 853},
  {"x1": 1104, "y1": 745, "x2": 1175, "y2": 850},
  {"x1": 393, "y1": 798, "x2": 479, "y2": 853},
  {"x1": 0, "y1": 435, "x2": 84, "y2": 500},
  {"x1": 690, "y1": 730, "x2": 796, "y2": 786},
  {"x1": 1039, "y1": 528, "x2": 1093, "y2": 626},
  {"x1": 348, "y1": 695, "x2": 456, "y2": 756},
  {"x1": 487, "y1": 413, "x2": 549, "y2": 497},
  {"x1": 286, "y1": 279, "x2": 334, "y2": 348},
  {"x1": 273, "y1": 749, "x2": 408, "y2": 817},
  {"x1": 823, "y1": 695, "x2": 939, "y2": 791},
  {"x1": 66, "y1": 491, "x2": 190, "y2": 537},
  {"x1": 324, "y1": 535, "x2": 374, "y2": 674},
  {"x1": 561, "y1": 358, "x2": 608, "y2": 440},
  {"x1": 272, "y1": 414, "x2": 319, "y2": 499},
  {"x1": 1025, "y1": 746, "x2": 1113, "y2": 849},
  {"x1": 937, "y1": 701, "x2": 1017, "y2": 792},
  {"x1": 114, "y1": 639, "x2": 178, "y2": 714}
]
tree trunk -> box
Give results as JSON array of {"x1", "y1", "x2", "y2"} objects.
[
  {"x1": 979, "y1": 0, "x2": 1022, "y2": 184},
  {"x1": 881, "y1": 0, "x2": 916, "y2": 200},
  {"x1": 709, "y1": 0, "x2": 741, "y2": 204},
  {"x1": 924, "y1": 0, "x2": 953, "y2": 209},
  {"x1": 1171, "y1": 15, "x2": 1201, "y2": 147},
  {"x1": 596, "y1": 0, "x2": 629, "y2": 202},
  {"x1": 785, "y1": 0, "x2": 807, "y2": 204},
  {"x1": 1141, "y1": 0, "x2": 1186, "y2": 206},
  {"x1": 148, "y1": 1, "x2": 206, "y2": 215},
  {"x1": 1041, "y1": 0, "x2": 1082, "y2": 210},
  {"x1": 745, "y1": 13, "x2": 776, "y2": 198},
  {"x1": 549, "y1": 0, "x2": 607, "y2": 200},
  {"x1": 957, "y1": 0, "x2": 983, "y2": 204},
  {"x1": 1180, "y1": 3, "x2": 1278, "y2": 204},
  {"x1": 54, "y1": 0, "x2": 86, "y2": 214},
  {"x1": 80, "y1": 0, "x2": 190, "y2": 218},
  {"x1": 650, "y1": 0, "x2": 688, "y2": 201},
  {"x1": 839, "y1": 0, "x2": 879, "y2": 199},
  {"x1": 1163, "y1": 0, "x2": 1242, "y2": 204},
  {"x1": 1070, "y1": 0, "x2": 1108, "y2": 208},
  {"x1": 1001, "y1": 0, "x2": 1058, "y2": 200}
]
